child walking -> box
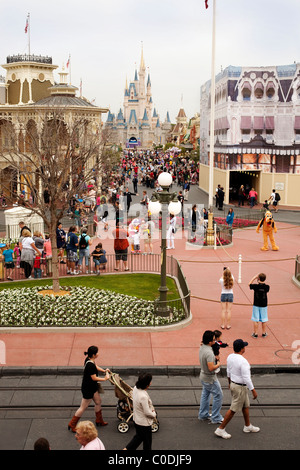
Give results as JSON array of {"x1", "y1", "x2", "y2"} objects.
[
  {"x1": 249, "y1": 273, "x2": 270, "y2": 338},
  {"x1": 13, "y1": 242, "x2": 21, "y2": 268}
]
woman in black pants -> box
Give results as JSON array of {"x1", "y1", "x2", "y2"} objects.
[{"x1": 124, "y1": 373, "x2": 156, "y2": 451}]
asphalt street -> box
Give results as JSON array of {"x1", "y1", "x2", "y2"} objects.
[{"x1": 0, "y1": 370, "x2": 299, "y2": 452}]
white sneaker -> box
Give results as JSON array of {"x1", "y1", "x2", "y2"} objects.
[
  {"x1": 243, "y1": 424, "x2": 260, "y2": 433},
  {"x1": 214, "y1": 427, "x2": 231, "y2": 439}
]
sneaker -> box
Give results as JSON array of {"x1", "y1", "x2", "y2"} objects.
[
  {"x1": 198, "y1": 413, "x2": 211, "y2": 421},
  {"x1": 243, "y1": 424, "x2": 260, "y2": 433},
  {"x1": 214, "y1": 427, "x2": 231, "y2": 439},
  {"x1": 209, "y1": 417, "x2": 223, "y2": 424},
  {"x1": 262, "y1": 333, "x2": 268, "y2": 337},
  {"x1": 251, "y1": 333, "x2": 258, "y2": 338}
]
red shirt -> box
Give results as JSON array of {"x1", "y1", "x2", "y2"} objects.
[{"x1": 113, "y1": 228, "x2": 129, "y2": 251}]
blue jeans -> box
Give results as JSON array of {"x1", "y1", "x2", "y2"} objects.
[
  {"x1": 198, "y1": 379, "x2": 223, "y2": 423},
  {"x1": 78, "y1": 249, "x2": 89, "y2": 267}
]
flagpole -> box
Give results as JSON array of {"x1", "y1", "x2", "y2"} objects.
[
  {"x1": 208, "y1": 0, "x2": 216, "y2": 209},
  {"x1": 26, "y1": 13, "x2": 31, "y2": 56}
]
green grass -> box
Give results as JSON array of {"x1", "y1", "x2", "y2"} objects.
[{"x1": 0, "y1": 274, "x2": 179, "y2": 301}]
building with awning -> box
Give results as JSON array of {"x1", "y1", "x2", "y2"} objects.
[{"x1": 199, "y1": 64, "x2": 300, "y2": 207}]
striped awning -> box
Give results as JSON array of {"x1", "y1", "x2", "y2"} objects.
[
  {"x1": 240, "y1": 116, "x2": 252, "y2": 129},
  {"x1": 265, "y1": 116, "x2": 275, "y2": 130},
  {"x1": 241, "y1": 81, "x2": 251, "y2": 90},
  {"x1": 253, "y1": 116, "x2": 264, "y2": 129},
  {"x1": 294, "y1": 116, "x2": 300, "y2": 130},
  {"x1": 266, "y1": 81, "x2": 275, "y2": 90},
  {"x1": 221, "y1": 117, "x2": 230, "y2": 129},
  {"x1": 254, "y1": 81, "x2": 264, "y2": 90}
]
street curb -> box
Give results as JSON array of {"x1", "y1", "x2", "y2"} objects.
[{"x1": 0, "y1": 364, "x2": 299, "y2": 377}]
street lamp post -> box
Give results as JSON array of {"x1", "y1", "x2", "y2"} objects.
[{"x1": 148, "y1": 172, "x2": 181, "y2": 317}]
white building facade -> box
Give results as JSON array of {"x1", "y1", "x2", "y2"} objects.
[{"x1": 199, "y1": 64, "x2": 300, "y2": 206}]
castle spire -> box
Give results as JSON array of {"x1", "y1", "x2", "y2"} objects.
[{"x1": 140, "y1": 42, "x2": 146, "y2": 71}]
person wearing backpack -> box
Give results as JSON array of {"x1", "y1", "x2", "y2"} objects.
[
  {"x1": 78, "y1": 228, "x2": 92, "y2": 273},
  {"x1": 249, "y1": 273, "x2": 270, "y2": 338},
  {"x1": 271, "y1": 189, "x2": 280, "y2": 212}
]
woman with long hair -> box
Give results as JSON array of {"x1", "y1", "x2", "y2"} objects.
[
  {"x1": 123, "y1": 372, "x2": 156, "y2": 451},
  {"x1": 68, "y1": 346, "x2": 110, "y2": 432},
  {"x1": 219, "y1": 267, "x2": 234, "y2": 329}
]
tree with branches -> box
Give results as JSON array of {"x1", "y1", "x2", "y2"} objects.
[{"x1": 0, "y1": 108, "x2": 104, "y2": 292}]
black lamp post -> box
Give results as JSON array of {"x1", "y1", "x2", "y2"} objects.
[{"x1": 149, "y1": 172, "x2": 181, "y2": 317}]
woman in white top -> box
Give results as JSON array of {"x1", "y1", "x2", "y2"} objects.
[
  {"x1": 166, "y1": 214, "x2": 176, "y2": 249},
  {"x1": 124, "y1": 373, "x2": 156, "y2": 451},
  {"x1": 219, "y1": 267, "x2": 234, "y2": 329},
  {"x1": 20, "y1": 229, "x2": 42, "y2": 278}
]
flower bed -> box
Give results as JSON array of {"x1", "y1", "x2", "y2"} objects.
[
  {"x1": 214, "y1": 217, "x2": 258, "y2": 229},
  {"x1": 0, "y1": 286, "x2": 185, "y2": 327}
]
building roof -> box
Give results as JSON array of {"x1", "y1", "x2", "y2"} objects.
[
  {"x1": 177, "y1": 108, "x2": 186, "y2": 118},
  {"x1": 31, "y1": 94, "x2": 97, "y2": 108}
]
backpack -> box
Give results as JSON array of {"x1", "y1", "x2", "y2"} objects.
[
  {"x1": 275, "y1": 192, "x2": 281, "y2": 202},
  {"x1": 79, "y1": 234, "x2": 88, "y2": 249}
]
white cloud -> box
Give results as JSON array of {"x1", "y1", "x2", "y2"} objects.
[{"x1": 1, "y1": 0, "x2": 300, "y2": 122}]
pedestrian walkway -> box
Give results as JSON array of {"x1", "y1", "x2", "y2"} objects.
[{"x1": 1, "y1": 213, "x2": 299, "y2": 370}]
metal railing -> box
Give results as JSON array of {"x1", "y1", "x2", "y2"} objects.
[
  {"x1": 7, "y1": 54, "x2": 52, "y2": 64},
  {"x1": 0, "y1": 253, "x2": 191, "y2": 319}
]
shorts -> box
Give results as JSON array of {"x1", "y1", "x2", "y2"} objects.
[
  {"x1": 220, "y1": 293, "x2": 233, "y2": 303},
  {"x1": 115, "y1": 249, "x2": 128, "y2": 261},
  {"x1": 67, "y1": 250, "x2": 78, "y2": 262},
  {"x1": 230, "y1": 382, "x2": 250, "y2": 412},
  {"x1": 273, "y1": 201, "x2": 277, "y2": 206},
  {"x1": 5, "y1": 262, "x2": 15, "y2": 269},
  {"x1": 251, "y1": 306, "x2": 268, "y2": 322}
]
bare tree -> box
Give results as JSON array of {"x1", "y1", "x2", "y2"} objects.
[{"x1": 0, "y1": 108, "x2": 103, "y2": 292}]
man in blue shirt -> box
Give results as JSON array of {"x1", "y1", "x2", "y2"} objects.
[{"x1": 66, "y1": 226, "x2": 79, "y2": 275}]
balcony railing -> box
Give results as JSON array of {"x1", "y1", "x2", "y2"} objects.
[{"x1": 6, "y1": 54, "x2": 52, "y2": 64}]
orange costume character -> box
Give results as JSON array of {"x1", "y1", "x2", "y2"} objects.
[{"x1": 256, "y1": 211, "x2": 279, "y2": 251}]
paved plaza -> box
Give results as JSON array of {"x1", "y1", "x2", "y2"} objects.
[{"x1": 0, "y1": 185, "x2": 299, "y2": 371}]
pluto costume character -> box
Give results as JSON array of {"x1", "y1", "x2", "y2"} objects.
[{"x1": 256, "y1": 210, "x2": 279, "y2": 251}]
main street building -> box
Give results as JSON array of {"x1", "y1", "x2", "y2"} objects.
[{"x1": 199, "y1": 64, "x2": 300, "y2": 206}]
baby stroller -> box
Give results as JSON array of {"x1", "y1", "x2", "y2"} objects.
[{"x1": 108, "y1": 371, "x2": 159, "y2": 433}]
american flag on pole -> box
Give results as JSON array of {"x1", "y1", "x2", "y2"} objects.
[
  {"x1": 25, "y1": 15, "x2": 29, "y2": 33},
  {"x1": 66, "y1": 55, "x2": 70, "y2": 68}
]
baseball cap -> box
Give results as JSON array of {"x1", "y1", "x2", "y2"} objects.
[{"x1": 233, "y1": 339, "x2": 248, "y2": 352}]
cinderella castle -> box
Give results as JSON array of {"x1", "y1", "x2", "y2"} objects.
[{"x1": 105, "y1": 48, "x2": 172, "y2": 149}]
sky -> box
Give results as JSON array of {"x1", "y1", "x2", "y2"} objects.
[{"x1": 1, "y1": 0, "x2": 300, "y2": 123}]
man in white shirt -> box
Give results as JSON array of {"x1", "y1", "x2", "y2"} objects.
[{"x1": 214, "y1": 339, "x2": 259, "y2": 439}]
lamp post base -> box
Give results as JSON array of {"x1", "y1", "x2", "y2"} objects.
[{"x1": 155, "y1": 286, "x2": 170, "y2": 317}]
